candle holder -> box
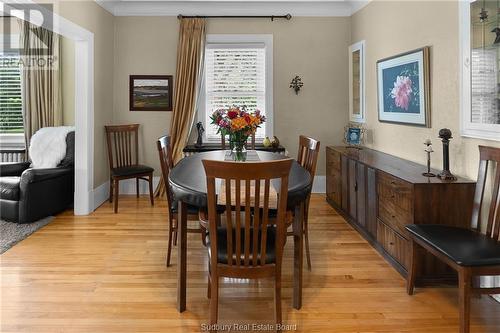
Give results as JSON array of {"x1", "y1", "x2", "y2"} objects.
[
  {"x1": 422, "y1": 139, "x2": 436, "y2": 177},
  {"x1": 437, "y1": 128, "x2": 457, "y2": 181}
]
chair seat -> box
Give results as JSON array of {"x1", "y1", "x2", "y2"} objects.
[
  {"x1": 170, "y1": 202, "x2": 200, "y2": 215},
  {"x1": 208, "y1": 225, "x2": 277, "y2": 265},
  {"x1": 0, "y1": 177, "x2": 20, "y2": 200},
  {"x1": 406, "y1": 224, "x2": 500, "y2": 267},
  {"x1": 111, "y1": 164, "x2": 154, "y2": 177}
]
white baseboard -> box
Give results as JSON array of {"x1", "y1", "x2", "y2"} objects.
[
  {"x1": 93, "y1": 181, "x2": 110, "y2": 210},
  {"x1": 92, "y1": 176, "x2": 162, "y2": 211},
  {"x1": 312, "y1": 175, "x2": 326, "y2": 193}
]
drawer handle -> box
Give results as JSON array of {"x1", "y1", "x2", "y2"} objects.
[
  {"x1": 392, "y1": 215, "x2": 396, "y2": 218},
  {"x1": 391, "y1": 195, "x2": 395, "y2": 199},
  {"x1": 391, "y1": 181, "x2": 396, "y2": 185},
  {"x1": 389, "y1": 242, "x2": 394, "y2": 246}
]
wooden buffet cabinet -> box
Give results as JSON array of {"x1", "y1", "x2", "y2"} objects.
[{"x1": 326, "y1": 146, "x2": 476, "y2": 282}]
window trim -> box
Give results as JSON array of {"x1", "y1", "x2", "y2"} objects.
[
  {"x1": 459, "y1": 0, "x2": 500, "y2": 141},
  {"x1": 349, "y1": 40, "x2": 366, "y2": 123},
  {"x1": 198, "y1": 34, "x2": 273, "y2": 143},
  {"x1": 0, "y1": 35, "x2": 25, "y2": 148}
]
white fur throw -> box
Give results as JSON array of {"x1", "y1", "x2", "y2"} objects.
[{"x1": 29, "y1": 126, "x2": 75, "y2": 169}]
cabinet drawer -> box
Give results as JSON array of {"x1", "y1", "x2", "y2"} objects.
[
  {"x1": 326, "y1": 148, "x2": 341, "y2": 171},
  {"x1": 377, "y1": 220, "x2": 409, "y2": 269},
  {"x1": 378, "y1": 197, "x2": 413, "y2": 238},
  {"x1": 378, "y1": 171, "x2": 413, "y2": 212},
  {"x1": 326, "y1": 169, "x2": 341, "y2": 206}
]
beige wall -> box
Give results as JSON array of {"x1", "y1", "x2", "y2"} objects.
[
  {"x1": 113, "y1": 17, "x2": 178, "y2": 172},
  {"x1": 56, "y1": 1, "x2": 115, "y2": 187},
  {"x1": 351, "y1": 0, "x2": 500, "y2": 181},
  {"x1": 61, "y1": 36, "x2": 75, "y2": 126},
  {"x1": 113, "y1": 17, "x2": 350, "y2": 175}
]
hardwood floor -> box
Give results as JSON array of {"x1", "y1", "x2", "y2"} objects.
[{"x1": 1, "y1": 194, "x2": 499, "y2": 332}]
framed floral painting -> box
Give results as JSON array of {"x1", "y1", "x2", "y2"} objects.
[{"x1": 377, "y1": 47, "x2": 430, "y2": 127}]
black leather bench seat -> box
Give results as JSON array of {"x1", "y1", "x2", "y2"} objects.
[{"x1": 406, "y1": 224, "x2": 500, "y2": 267}]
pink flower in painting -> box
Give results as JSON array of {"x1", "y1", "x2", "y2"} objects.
[{"x1": 390, "y1": 76, "x2": 412, "y2": 111}]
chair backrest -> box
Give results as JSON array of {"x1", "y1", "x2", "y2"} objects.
[
  {"x1": 105, "y1": 124, "x2": 140, "y2": 170},
  {"x1": 203, "y1": 159, "x2": 292, "y2": 268},
  {"x1": 297, "y1": 135, "x2": 321, "y2": 179},
  {"x1": 156, "y1": 135, "x2": 174, "y2": 209},
  {"x1": 221, "y1": 132, "x2": 256, "y2": 150},
  {"x1": 472, "y1": 145, "x2": 500, "y2": 242}
]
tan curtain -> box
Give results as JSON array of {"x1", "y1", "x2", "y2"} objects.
[
  {"x1": 18, "y1": 19, "x2": 62, "y2": 149},
  {"x1": 155, "y1": 18, "x2": 206, "y2": 196}
]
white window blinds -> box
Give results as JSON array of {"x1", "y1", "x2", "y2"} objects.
[
  {"x1": 205, "y1": 45, "x2": 266, "y2": 140},
  {"x1": 0, "y1": 53, "x2": 23, "y2": 134},
  {"x1": 471, "y1": 48, "x2": 500, "y2": 124}
]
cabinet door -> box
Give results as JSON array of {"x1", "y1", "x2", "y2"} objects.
[
  {"x1": 341, "y1": 155, "x2": 349, "y2": 211},
  {"x1": 366, "y1": 167, "x2": 378, "y2": 237},
  {"x1": 348, "y1": 159, "x2": 357, "y2": 219},
  {"x1": 356, "y1": 163, "x2": 366, "y2": 227}
]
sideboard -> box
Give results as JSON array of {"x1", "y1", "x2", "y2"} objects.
[{"x1": 326, "y1": 146, "x2": 476, "y2": 283}]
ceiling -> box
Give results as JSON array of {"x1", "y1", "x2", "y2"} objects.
[{"x1": 95, "y1": 0, "x2": 371, "y2": 17}]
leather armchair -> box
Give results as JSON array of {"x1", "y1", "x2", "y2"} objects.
[{"x1": 0, "y1": 132, "x2": 75, "y2": 223}]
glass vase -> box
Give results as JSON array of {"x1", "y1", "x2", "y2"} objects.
[{"x1": 229, "y1": 133, "x2": 248, "y2": 161}]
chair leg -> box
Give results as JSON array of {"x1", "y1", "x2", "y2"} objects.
[
  {"x1": 113, "y1": 179, "x2": 119, "y2": 213},
  {"x1": 166, "y1": 216, "x2": 174, "y2": 267},
  {"x1": 201, "y1": 225, "x2": 207, "y2": 247},
  {"x1": 407, "y1": 238, "x2": 419, "y2": 295},
  {"x1": 207, "y1": 271, "x2": 211, "y2": 299},
  {"x1": 209, "y1": 273, "x2": 219, "y2": 332},
  {"x1": 304, "y1": 205, "x2": 312, "y2": 271},
  {"x1": 458, "y1": 268, "x2": 472, "y2": 333},
  {"x1": 136, "y1": 178, "x2": 140, "y2": 198},
  {"x1": 109, "y1": 178, "x2": 114, "y2": 203},
  {"x1": 275, "y1": 270, "x2": 282, "y2": 332},
  {"x1": 148, "y1": 174, "x2": 154, "y2": 206}
]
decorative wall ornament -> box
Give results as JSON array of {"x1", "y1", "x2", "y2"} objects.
[
  {"x1": 422, "y1": 139, "x2": 436, "y2": 177},
  {"x1": 437, "y1": 128, "x2": 457, "y2": 181},
  {"x1": 289, "y1": 75, "x2": 303, "y2": 95}
]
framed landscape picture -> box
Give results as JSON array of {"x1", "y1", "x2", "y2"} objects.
[
  {"x1": 129, "y1": 75, "x2": 173, "y2": 111},
  {"x1": 377, "y1": 47, "x2": 430, "y2": 127}
]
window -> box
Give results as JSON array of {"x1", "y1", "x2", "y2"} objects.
[
  {"x1": 0, "y1": 47, "x2": 24, "y2": 147},
  {"x1": 460, "y1": 0, "x2": 500, "y2": 140},
  {"x1": 200, "y1": 34, "x2": 273, "y2": 142}
]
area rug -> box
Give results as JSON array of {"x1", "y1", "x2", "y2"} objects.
[{"x1": 0, "y1": 217, "x2": 53, "y2": 254}]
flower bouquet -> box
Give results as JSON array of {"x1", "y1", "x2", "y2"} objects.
[{"x1": 210, "y1": 106, "x2": 265, "y2": 161}]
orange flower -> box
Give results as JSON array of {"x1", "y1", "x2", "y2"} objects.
[{"x1": 230, "y1": 117, "x2": 248, "y2": 131}]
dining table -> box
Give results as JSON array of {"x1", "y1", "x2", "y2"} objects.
[{"x1": 168, "y1": 150, "x2": 312, "y2": 312}]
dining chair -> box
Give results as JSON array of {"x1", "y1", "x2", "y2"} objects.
[
  {"x1": 221, "y1": 132, "x2": 256, "y2": 150},
  {"x1": 203, "y1": 158, "x2": 292, "y2": 330},
  {"x1": 406, "y1": 145, "x2": 500, "y2": 333},
  {"x1": 157, "y1": 135, "x2": 207, "y2": 266},
  {"x1": 105, "y1": 124, "x2": 154, "y2": 213},
  {"x1": 294, "y1": 135, "x2": 320, "y2": 270}
]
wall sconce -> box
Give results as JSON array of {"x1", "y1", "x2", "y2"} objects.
[{"x1": 289, "y1": 75, "x2": 303, "y2": 95}]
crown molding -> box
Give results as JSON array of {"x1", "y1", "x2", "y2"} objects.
[{"x1": 95, "y1": 0, "x2": 372, "y2": 17}]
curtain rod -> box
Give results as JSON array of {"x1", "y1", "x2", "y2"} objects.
[{"x1": 177, "y1": 14, "x2": 292, "y2": 21}]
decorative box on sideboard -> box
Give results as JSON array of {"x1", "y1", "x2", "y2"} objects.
[{"x1": 326, "y1": 146, "x2": 476, "y2": 283}]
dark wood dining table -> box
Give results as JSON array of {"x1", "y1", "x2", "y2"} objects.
[{"x1": 168, "y1": 150, "x2": 312, "y2": 312}]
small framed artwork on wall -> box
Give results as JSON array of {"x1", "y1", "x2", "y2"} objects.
[
  {"x1": 129, "y1": 75, "x2": 173, "y2": 111},
  {"x1": 377, "y1": 47, "x2": 430, "y2": 127}
]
